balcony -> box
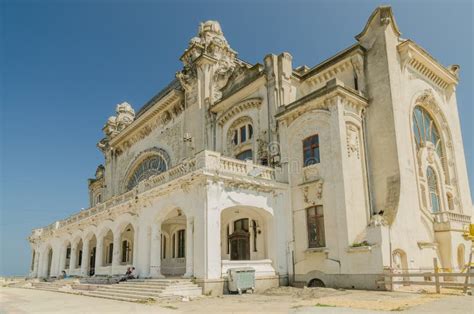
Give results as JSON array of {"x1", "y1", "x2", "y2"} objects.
[
  {"x1": 433, "y1": 211, "x2": 471, "y2": 232},
  {"x1": 30, "y1": 151, "x2": 281, "y2": 238}
]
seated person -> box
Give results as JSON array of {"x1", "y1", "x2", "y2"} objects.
[
  {"x1": 59, "y1": 270, "x2": 67, "y2": 279},
  {"x1": 128, "y1": 267, "x2": 138, "y2": 280},
  {"x1": 119, "y1": 267, "x2": 131, "y2": 282}
]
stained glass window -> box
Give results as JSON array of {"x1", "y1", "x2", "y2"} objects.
[
  {"x1": 126, "y1": 155, "x2": 168, "y2": 191},
  {"x1": 413, "y1": 106, "x2": 443, "y2": 157},
  {"x1": 303, "y1": 134, "x2": 320, "y2": 166},
  {"x1": 427, "y1": 166, "x2": 441, "y2": 213},
  {"x1": 236, "y1": 149, "x2": 253, "y2": 161}
]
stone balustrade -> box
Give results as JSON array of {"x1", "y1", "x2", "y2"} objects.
[
  {"x1": 32, "y1": 150, "x2": 276, "y2": 236},
  {"x1": 433, "y1": 211, "x2": 471, "y2": 224}
]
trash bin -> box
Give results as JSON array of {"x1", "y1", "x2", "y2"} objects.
[{"x1": 227, "y1": 267, "x2": 255, "y2": 294}]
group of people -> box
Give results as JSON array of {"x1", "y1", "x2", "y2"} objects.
[
  {"x1": 55, "y1": 267, "x2": 137, "y2": 282},
  {"x1": 119, "y1": 266, "x2": 137, "y2": 282}
]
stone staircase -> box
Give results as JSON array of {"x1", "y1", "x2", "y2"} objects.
[
  {"x1": 82, "y1": 279, "x2": 202, "y2": 302},
  {"x1": 25, "y1": 279, "x2": 79, "y2": 291}
]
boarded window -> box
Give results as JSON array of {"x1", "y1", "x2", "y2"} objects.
[{"x1": 307, "y1": 206, "x2": 325, "y2": 248}]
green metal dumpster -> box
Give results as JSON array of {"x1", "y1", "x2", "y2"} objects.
[{"x1": 227, "y1": 267, "x2": 255, "y2": 294}]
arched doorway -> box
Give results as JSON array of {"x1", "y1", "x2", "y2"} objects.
[
  {"x1": 76, "y1": 239, "x2": 83, "y2": 269},
  {"x1": 229, "y1": 218, "x2": 250, "y2": 261},
  {"x1": 457, "y1": 244, "x2": 465, "y2": 271},
  {"x1": 392, "y1": 249, "x2": 409, "y2": 286},
  {"x1": 220, "y1": 206, "x2": 276, "y2": 278},
  {"x1": 119, "y1": 224, "x2": 134, "y2": 266},
  {"x1": 102, "y1": 229, "x2": 114, "y2": 267},
  {"x1": 64, "y1": 242, "x2": 71, "y2": 269},
  {"x1": 161, "y1": 209, "x2": 187, "y2": 276},
  {"x1": 88, "y1": 235, "x2": 97, "y2": 276},
  {"x1": 221, "y1": 206, "x2": 272, "y2": 261}
]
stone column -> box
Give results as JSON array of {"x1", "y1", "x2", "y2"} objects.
[
  {"x1": 132, "y1": 226, "x2": 139, "y2": 266},
  {"x1": 149, "y1": 223, "x2": 164, "y2": 278},
  {"x1": 183, "y1": 217, "x2": 194, "y2": 278},
  {"x1": 32, "y1": 250, "x2": 39, "y2": 277},
  {"x1": 69, "y1": 245, "x2": 77, "y2": 274},
  {"x1": 112, "y1": 232, "x2": 121, "y2": 274},
  {"x1": 59, "y1": 246, "x2": 67, "y2": 275},
  {"x1": 95, "y1": 236, "x2": 104, "y2": 271},
  {"x1": 80, "y1": 240, "x2": 90, "y2": 277},
  {"x1": 37, "y1": 252, "x2": 44, "y2": 278}
]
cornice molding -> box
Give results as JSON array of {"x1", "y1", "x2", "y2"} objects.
[
  {"x1": 217, "y1": 97, "x2": 262, "y2": 126},
  {"x1": 109, "y1": 90, "x2": 184, "y2": 154},
  {"x1": 276, "y1": 80, "x2": 368, "y2": 126},
  {"x1": 398, "y1": 40, "x2": 458, "y2": 97}
]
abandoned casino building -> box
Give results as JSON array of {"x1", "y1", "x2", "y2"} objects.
[{"x1": 28, "y1": 6, "x2": 473, "y2": 295}]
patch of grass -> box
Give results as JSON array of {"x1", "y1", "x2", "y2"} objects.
[
  {"x1": 350, "y1": 241, "x2": 370, "y2": 247},
  {"x1": 291, "y1": 305, "x2": 303, "y2": 309},
  {"x1": 315, "y1": 303, "x2": 336, "y2": 307},
  {"x1": 136, "y1": 298, "x2": 156, "y2": 304},
  {"x1": 390, "y1": 306, "x2": 407, "y2": 311}
]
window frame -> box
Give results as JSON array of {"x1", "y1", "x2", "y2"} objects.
[
  {"x1": 236, "y1": 149, "x2": 253, "y2": 161},
  {"x1": 306, "y1": 205, "x2": 326, "y2": 248},
  {"x1": 303, "y1": 134, "x2": 320, "y2": 167},
  {"x1": 426, "y1": 166, "x2": 441, "y2": 213},
  {"x1": 177, "y1": 229, "x2": 185, "y2": 258}
]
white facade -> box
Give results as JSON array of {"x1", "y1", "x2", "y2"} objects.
[{"x1": 29, "y1": 6, "x2": 472, "y2": 295}]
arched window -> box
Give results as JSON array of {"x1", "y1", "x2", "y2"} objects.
[
  {"x1": 227, "y1": 117, "x2": 254, "y2": 161},
  {"x1": 236, "y1": 150, "x2": 253, "y2": 161},
  {"x1": 232, "y1": 123, "x2": 253, "y2": 145},
  {"x1": 427, "y1": 166, "x2": 441, "y2": 213},
  {"x1": 126, "y1": 154, "x2": 168, "y2": 191},
  {"x1": 413, "y1": 106, "x2": 443, "y2": 157}
]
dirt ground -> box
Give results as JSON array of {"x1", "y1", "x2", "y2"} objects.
[{"x1": 1, "y1": 286, "x2": 471, "y2": 313}]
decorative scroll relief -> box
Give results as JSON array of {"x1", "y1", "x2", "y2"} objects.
[
  {"x1": 302, "y1": 180, "x2": 324, "y2": 205},
  {"x1": 346, "y1": 124, "x2": 360, "y2": 159}
]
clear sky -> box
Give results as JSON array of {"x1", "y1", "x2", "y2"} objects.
[{"x1": 1, "y1": 0, "x2": 472, "y2": 276}]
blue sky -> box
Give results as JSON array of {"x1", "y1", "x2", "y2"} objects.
[{"x1": 1, "y1": 0, "x2": 472, "y2": 276}]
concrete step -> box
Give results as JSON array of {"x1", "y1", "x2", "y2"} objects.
[
  {"x1": 28, "y1": 286, "x2": 63, "y2": 293},
  {"x1": 117, "y1": 282, "x2": 196, "y2": 289},
  {"x1": 86, "y1": 289, "x2": 152, "y2": 300},
  {"x1": 83, "y1": 292, "x2": 146, "y2": 303},
  {"x1": 100, "y1": 285, "x2": 165, "y2": 293},
  {"x1": 161, "y1": 289, "x2": 202, "y2": 297},
  {"x1": 95, "y1": 288, "x2": 163, "y2": 298}
]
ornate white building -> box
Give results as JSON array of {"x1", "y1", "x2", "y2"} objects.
[{"x1": 29, "y1": 6, "x2": 472, "y2": 294}]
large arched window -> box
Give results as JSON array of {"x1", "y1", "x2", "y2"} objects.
[
  {"x1": 126, "y1": 154, "x2": 168, "y2": 191},
  {"x1": 413, "y1": 106, "x2": 443, "y2": 157},
  {"x1": 427, "y1": 166, "x2": 441, "y2": 213}
]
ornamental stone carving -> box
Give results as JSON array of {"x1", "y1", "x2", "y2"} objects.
[
  {"x1": 176, "y1": 20, "x2": 239, "y2": 104},
  {"x1": 346, "y1": 124, "x2": 360, "y2": 158},
  {"x1": 103, "y1": 102, "x2": 135, "y2": 139},
  {"x1": 302, "y1": 180, "x2": 324, "y2": 205}
]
